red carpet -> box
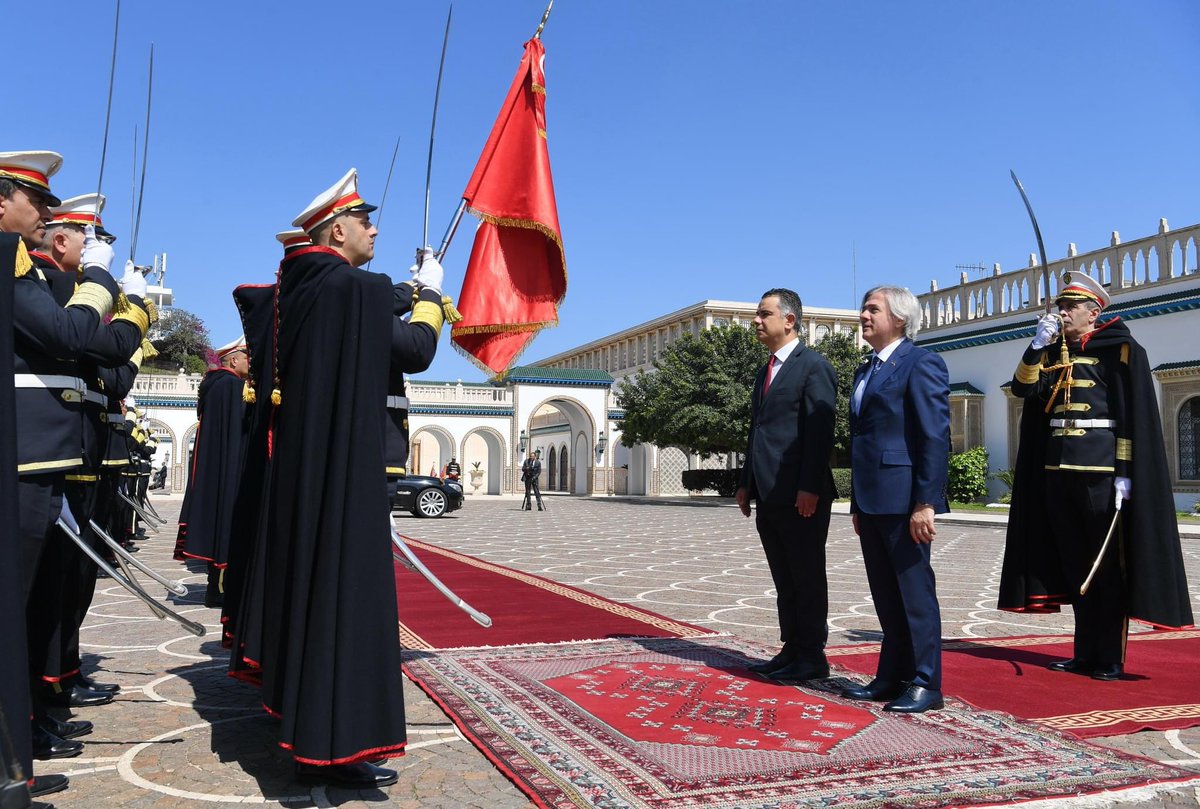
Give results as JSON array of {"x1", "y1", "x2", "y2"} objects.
[
  {"x1": 394, "y1": 537, "x2": 713, "y2": 650},
  {"x1": 404, "y1": 636, "x2": 1199, "y2": 809},
  {"x1": 830, "y1": 630, "x2": 1200, "y2": 737}
]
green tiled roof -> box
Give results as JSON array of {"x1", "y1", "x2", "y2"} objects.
[
  {"x1": 502, "y1": 366, "x2": 614, "y2": 385},
  {"x1": 1152, "y1": 359, "x2": 1200, "y2": 372},
  {"x1": 949, "y1": 382, "x2": 985, "y2": 395}
]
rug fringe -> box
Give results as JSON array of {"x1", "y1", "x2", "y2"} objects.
[{"x1": 988, "y1": 777, "x2": 1200, "y2": 808}]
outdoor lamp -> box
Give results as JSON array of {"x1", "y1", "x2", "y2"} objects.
[
  {"x1": 595, "y1": 431, "x2": 607, "y2": 459},
  {"x1": 518, "y1": 429, "x2": 528, "y2": 453}
]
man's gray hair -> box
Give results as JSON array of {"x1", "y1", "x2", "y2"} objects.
[{"x1": 863, "y1": 285, "x2": 922, "y2": 339}]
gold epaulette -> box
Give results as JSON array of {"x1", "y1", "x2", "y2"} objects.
[
  {"x1": 112, "y1": 299, "x2": 150, "y2": 335},
  {"x1": 15, "y1": 241, "x2": 31, "y2": 278},
  {"x1": 67, "y1": 282, "x2": 115, "y2": 316},
  {"x1": 144, "y1": 299, "x2": 159, "y2": 324},
  {"x1": 441, "y1": 295, "x2": 463, "y2": 324},
  {"x1": 411, "y1": 299, "x2": 445, "y2": 332},
  {"x1": 140, "y1": 337, "x2": 159, "y2": 361}
]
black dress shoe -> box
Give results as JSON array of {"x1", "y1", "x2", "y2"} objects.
[
  {"x1": 295, "y1": 761, "x2": 398, "y2": 788},
  {"x1": 76, "y1": 673, "x2": 120, "y2": 693},
  {"x1": 43, "y1": 685, "x2": 115, "y2": 708},
  {"x1": 1047, "y1": 657, "x2": 1092, "y2": 674},
  {"x1": 32, "y1": 725, "x2": 84, "y2": 760},
  {"x1": 1091, "y1": 663, "x2": 1123, "y2": 681},
  {"x1": 37, "y1": 714, "x2": 93, "y2": 740},
  {"x1": 747, "y1": 648, "x2": 795, "y2": 674},
  {"x1": 883, "y1": 684, "x2": 944, "y2": 713},
  {"x1": 30, "y1": 773, "x2": 69, "y2": 797},
  {"x1": 841, "y1": 678, "x2": 905, "y2": 702},
  {"x1": 767, "y1": 660, "x2": 830, "y2": 681}
]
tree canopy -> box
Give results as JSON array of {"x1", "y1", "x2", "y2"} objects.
[
  {"x1": 151, "y1": 308, "x2": 213, "y2": 372},
  {"x1": 616, "y1": 324, "x2": 767, "y2": 458},
  {"x1": 809, "y1": 331, "x2": 870, "y2": 464}
]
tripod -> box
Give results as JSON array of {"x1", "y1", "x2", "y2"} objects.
[{"x1": 521, "y1": 477, "x2": 546, "y2": 511}]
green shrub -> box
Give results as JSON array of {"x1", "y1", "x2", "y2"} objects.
[
  {"x1": 831, "y1": 468, "x2": 852, "y2": 499},
  {"x1": 681, "y1": 469, "x2": 741, "y2": 497},
  {"x1": 948, "y1": 446, "x2": 989, "y2": 502}
]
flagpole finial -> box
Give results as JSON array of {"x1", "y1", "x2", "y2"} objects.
[{"x1": 533, "y1": 0, "x2": 555, "y2": 39}]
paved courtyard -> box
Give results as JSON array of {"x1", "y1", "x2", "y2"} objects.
[{"x1": 36, "y1": 493, "x2": 1200, "y2": 808}]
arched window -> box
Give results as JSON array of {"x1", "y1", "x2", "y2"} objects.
[
  {"x1": 546, "y1": 447, "x2": 557, "y2": 491},
  {"x1": 1180, "y1": 396, "x2": 1200, "y2": 479},
  {"x1": 559, "y1": 445, "x2": 569, "y2": 491}
]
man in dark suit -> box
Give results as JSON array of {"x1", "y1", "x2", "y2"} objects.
[
  {"x1": 736, "y1": 288, "x2": 837, "y2": 681},
  {"x1": 843, "y1": 285, "x2": 950, "y2": 713}
]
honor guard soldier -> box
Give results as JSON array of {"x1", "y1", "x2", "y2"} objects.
[
  {"x1": 175, "y1": 336, "x2": 250, "y2": 608},
  {"x1": 35, "y1": 193, "x2": 153, "y2": 715},
  {"x1": 228, "y1": 169, "x2": 445, "y2": 788},
  {"x1": 999, "y1": 272, "x2": 1193, "y2": 679},
  {"x1": 3, "y1": 150, "x2": 119, "y2": 797}
]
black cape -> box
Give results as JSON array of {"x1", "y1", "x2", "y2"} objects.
[
  {"x1": 998, "y1": 318, "x2": 1193, "y2": 629},
  {"x1": 229, "y1": 247, "x2": 408, "y2": 765},
  {"x1": 175, "y1": 368, "x2": 246, "y2": 566}
]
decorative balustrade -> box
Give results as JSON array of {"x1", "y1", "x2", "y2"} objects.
[
  {"x1": 131, "y1": 372, "x2": 201, "y2": 397},
  {"x1": 406, "y1": 382, "x2": 512, "y2": 406},
  {"x1": 920, "y1": 219, "x2": 1200, "y2": 331}
]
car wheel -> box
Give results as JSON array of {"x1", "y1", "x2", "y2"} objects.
[{"x1": 413, "y1": 488, "x2": 447, "y2": 518}]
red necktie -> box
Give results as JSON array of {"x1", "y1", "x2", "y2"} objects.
[{"x1": 763, "y1": 355, "x2": 777, "y2": 397}]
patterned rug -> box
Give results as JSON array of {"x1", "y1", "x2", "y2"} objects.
[
  {"x1": 830, "y1": 630, "x2": 1200, "y2": 738},
  {"x1": 403, "y1": 635, "x2": 1198, "y2": 809}
]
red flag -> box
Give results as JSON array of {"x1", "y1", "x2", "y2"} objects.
[{"x1": 451, "y1": 37, "x2": 566, "y2": 376}]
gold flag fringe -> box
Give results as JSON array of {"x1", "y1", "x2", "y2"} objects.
[
  {"x1": 452, "y1": 318, "x2": 557, "y2": 337},
  {"x1": 466, "y1": 207, "x2": 567, "y2": 305}
]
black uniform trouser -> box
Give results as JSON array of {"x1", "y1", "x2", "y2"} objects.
[
  {"x1": 1044, "y1": 470, "x2": 1126, "y2": 666},
  {"x1": 18, "y1": 474, "x2": 66, "y2": 718},
  {"x1": 756, "y1": 502, "x2": 831, "y2": 666},
  {"x1": 46, "y1": 480, "x2": 102, "y2": 685}
]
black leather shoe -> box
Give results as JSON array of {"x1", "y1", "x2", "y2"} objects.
[
  {"x1": 295, "y1": 761, "x2": 398, "y2": 788},
  {"x1": 43, "y1": 685, "x2": 115, "y2": 708},
  {"x1": 747, "y1": 647, "x2": 795, "y2": 674},
  {"x1": 1091, "y1": 663, "x2": 1123, "y2": 681},
  {"x1": 841, "y1": 678, "x2": 905, "y2": 702},
  {"x1": 1047, "y1": 657, "x2": 1091, "y2": 674},
  {"x1": 76, "y1": 673, "x2": 120, "y2": 693},
  {"x1": 767, "y1": 660, "x2": 830, "y2": 681},
  {"x1": 37, "y1": 714, "x2": 93, "y2": 740},
  {"x1": 883, "y1": 684, "x2": 944, "y2": 713},
  {"x1": 32, "y1": 725, "x2": 83, "y2": 760},
  {"x1": 30, "y1": 773, "x2": 69, "y2": 797}
]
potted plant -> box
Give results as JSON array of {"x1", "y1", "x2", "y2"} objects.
[{"x1": 469, "y1": 461, "x2": 485, "y2": 494}]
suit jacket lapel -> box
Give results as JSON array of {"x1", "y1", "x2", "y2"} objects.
[
  {"x1": 865, "y1": 339, "x2": 913, "y2": 401},
  {"x1": 760, "y1": 345, "x2": 801, "y2": 407}
]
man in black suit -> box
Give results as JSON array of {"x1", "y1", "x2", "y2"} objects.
[
  {"x1": 521, "y1": 450, "x2": 544, "y2": 511},
  {"x1": 842, "y1": 285, "x2": 950, "y2": 713},
  {"x1": 736, "y1": 288, "x2": 837, "y2": 681}
]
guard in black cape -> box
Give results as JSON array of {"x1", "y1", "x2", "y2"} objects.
[
  {"x1": 998, "y1": 271, "x2": 1193, "y2": 680},
  {"x1": 228, "y1": 169, "x2": 445, "y2": 789},
  {"x1": 174, "y1": 336, "x2": 250, "y2": 608}
]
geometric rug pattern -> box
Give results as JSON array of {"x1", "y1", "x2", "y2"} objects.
[
  {"x1": 404, "y1": 635, "x2": 1200, "y2": 809},
  {"x1": 830, "y1": 630, "x2": 1200, "y2": 738}
]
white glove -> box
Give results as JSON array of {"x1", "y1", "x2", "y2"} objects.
[
  {"x1": 81, "y1": 224, "x2": 115, "y2": 274},
  {"x1": 413, "y1": 249, "x2": 444, "y2": 293},
  {"x1": 120, "y1": 259, "x2": 148, "y2": 297},
  {"x1": 1030, "y1": 313, "x2": 1060, "y2": 350},
  {"x1": 1114, "y1": 476, "x2": 1131, "y2": 510}
]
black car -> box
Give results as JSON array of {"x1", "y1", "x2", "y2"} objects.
[{"x1": 392, "y1": 475, "x2": 464, "y2": 518}]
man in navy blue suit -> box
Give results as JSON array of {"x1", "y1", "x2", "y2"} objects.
[
  {"x1": 842, "y1": 285, "x2": 950, "y2": 713},
  {"x1": 736, "y1": 288, "x2": 837, "y2": 682}
]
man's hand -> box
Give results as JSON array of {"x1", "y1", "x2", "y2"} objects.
[
  {"x1": 1114, "y1": 476, "x2": 1132, "y2": 510},
  {"x1": 795, "y1": 490, "x2": 818, "y2": 518},
  {"x1": 1030, "y1": 313, "x2": 1061, "y2": 350},
  {"x1": 735, "y1": 486, "x2": 751, "y2": 517},
  {"x1": 413, "y1": 248, "x2": 444, "y2": 292},
  {"x1": 120, "y1": 259, "x2": 148, "y2": 298},
  {"x1": 851, "y1": 513, "x2": 860, "y2": 536},
  {"x1": 909, "y1": 503, "x2": 936, "y2": 544},
  {"x1": 81, "y1": 224, "x2": 115, "y2": 274}
]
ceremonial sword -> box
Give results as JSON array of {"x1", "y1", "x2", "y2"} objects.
[
  {"x1": 118, "y1": 488, "x2": 165, "y2": 529},
  {"x1": 390, "y1": 519, "x2": 492, "y2": 627},
  {"x1": 90, "y1": 519, "x2": 188, "y2": 596},
  {"x1": 1009, "y1": 170, "x2": 1054, "y2": 314},
  {"x1": 421, "y1": 5, "x2": 453, "y2": 259},
  {"x1": 130, "y1": 44, "x2": 155, "y2": 268},
  {"x1": 1080, "y1": 499, "x2": 1122, "y2": 596},
  {"x1": 94, "y1": 0, "x2": 121, "y2": 205}
]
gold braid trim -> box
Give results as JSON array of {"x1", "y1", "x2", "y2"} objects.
[
  {"x1": 129, "y1": 347, "x2": 145, "y2": 371},
  {"x1": 112, "y1": 291, "x2": 130, "y2": 314},
  {"x1": 441, "y1": 295, "x2": 463, "y2": 324},
  {"x1": 1116, "y1": 438, "x2": 1133, "y2": 461},
  {"x1": 467, "y1": 206, "x2": 567, "y2": 298},
  {"x1": 243, "y1": 380, "x2": 256, "y2": 403},
  {"x1": 144, "y1": 299, "x2": 159, "y2": 324},
  {"x1": 140, "y1": 337, "x2": 159, "y2": 361},
  {"x1": 112, "y1": 301, "x2": 150, "y2": 335},
  {"x1": 15, "y1": 241, "x2": 32, "y2": 278},
  {"x1": 1015, "y1": 360, "x2": 1041, "y2": 385},
  {"x1": 531, "y1": 83, "x2": 546, "y2": 95},
  {"x1": 452, "y1": 318, "x2": 556, "y2": 337},
  {"x1": 67, "y1": 282, "x2": 115, "y2": 316},
  {"x1": 410, "y1": 300, "x2": 445, "y2": 332}
]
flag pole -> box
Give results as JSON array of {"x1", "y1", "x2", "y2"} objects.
[{"x1": 533, "y1": 0, "x2": 555, "y2": 38}]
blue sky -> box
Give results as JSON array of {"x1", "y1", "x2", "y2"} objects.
[{"x1": 10, "y1": 1, "x2": 1200, "y2": 382}]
